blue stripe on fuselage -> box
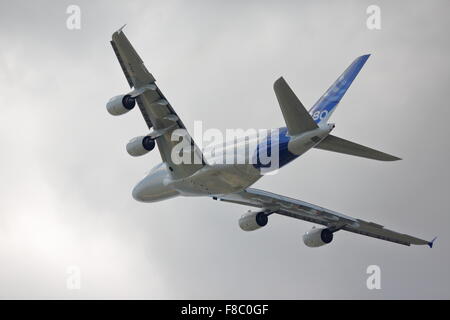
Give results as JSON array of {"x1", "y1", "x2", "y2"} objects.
[{"x1": 253, "y1": 127, "x2": 299, "y2": 171}]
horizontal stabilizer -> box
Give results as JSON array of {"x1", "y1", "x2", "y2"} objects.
[
  {"x1": 314, "y1": 134, "x2": 401, "y2": 161},
  {"x1": 274, "y1": 77, "x2": 318, "y2": 136}
]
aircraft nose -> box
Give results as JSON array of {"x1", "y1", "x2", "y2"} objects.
[{"x1": 132, "y1": 180, "x2": 146, "y2": 202}]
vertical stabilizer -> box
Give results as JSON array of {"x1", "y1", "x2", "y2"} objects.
[{"x1": 309, "y1": 55, "x2": 370, "y2": 124}]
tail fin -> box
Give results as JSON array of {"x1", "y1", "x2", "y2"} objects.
[
  {"x1": 273, "y1": 77, "x2": 318, "y2": 136},
  {"x1": 314, "y1": 134, "x2": 401, "y2": 161},
  {"x1": 428, "y1": 236, "x2": 437, "y2": 248},
  {"x1": 309, "y1": 54, "x2": 370, "y2": 125}
]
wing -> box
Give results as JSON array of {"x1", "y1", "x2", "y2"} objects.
[
  {"x1": 214, "y1": 188, "x2": 432, "y2": 247},
  {"x1": 110, "y1": 27, "x2": 204, "y2": 178}
]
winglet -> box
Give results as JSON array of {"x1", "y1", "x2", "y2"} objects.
[
  {"x1": 428, "y1": 236, "x2": 437, "y2": 248},
  {"x1": 116, "y1": 24, "x2": 127, "y2": 34}
]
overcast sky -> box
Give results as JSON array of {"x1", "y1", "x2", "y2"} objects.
[{"x1": 0, "y1": 0, "x2": 449, "y2": 299}]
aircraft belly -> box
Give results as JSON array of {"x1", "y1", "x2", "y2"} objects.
[{"x1": 171, "y1": 164, "x2": 261, "y2": 196}]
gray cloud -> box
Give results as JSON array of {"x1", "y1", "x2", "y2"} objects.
[{"x1": 0, "y1": 0, "x2": 449, "y2": 299}]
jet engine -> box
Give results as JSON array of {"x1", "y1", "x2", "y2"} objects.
[
  {"x1": 239, "y1": 211, "x2": 268, "y2": 231},
  {"x1": 126, "y1": 136, "x2": 156, "y2": 157},
  {"x1": 106, "y1": 94, "x2": 136, "y2": 116},
  {"x1": 302, "y1": 227, "x2": 334, "y2": 247}
]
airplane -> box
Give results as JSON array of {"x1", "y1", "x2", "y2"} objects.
[{"x1": 107, "y1": 26, "x2": 435, "y2": 248}]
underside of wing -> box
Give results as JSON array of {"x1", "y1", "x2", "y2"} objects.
[
  {"x1": 111, "y1": 25, "x2": 155, "y2": 89},
  {"x1": 214, "y1": 188, "x2": 432, "y2": 247},
  {"x1": 110, "y1": 27, "x2": 205, "y2": 178},
  {"x1": 273, "y1": 77, "x2": 318, "y2": 136}
]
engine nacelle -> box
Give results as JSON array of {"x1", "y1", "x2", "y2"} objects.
[
  {"x1": 126, "y1": 136, "x2": 156, "y2": 157},
  {"x1": 106, "y1": 94, "x2": 136, "y2": 116},
  {"x1": 303, "y1": 227, "x2": 333, "y2": 247},
  {"x1": 239, "y1": 211, "x2": 268, "y2": 231}
]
